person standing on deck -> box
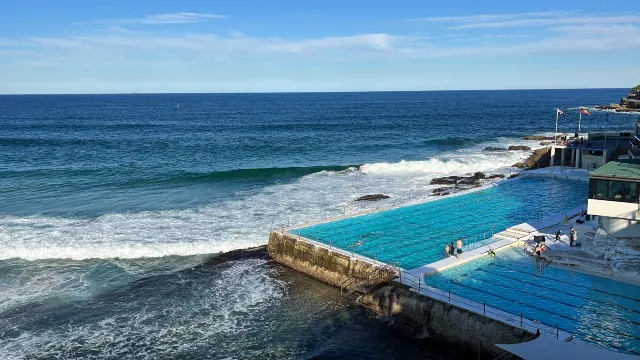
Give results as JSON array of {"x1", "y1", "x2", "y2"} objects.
[
  {"x1": 456, "y1": 238, "x2": 463, "y2": 260},
  {"x1": 570, "y1": 227, "x2": 577, "y2": 247}
]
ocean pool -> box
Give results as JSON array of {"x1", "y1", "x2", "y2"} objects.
[
  {"x1": 291, "y1": 178, "x2": 588, "y2": 269},
  {"x1": 424, "y1": 247, "x2": 640, "y2": 355}
]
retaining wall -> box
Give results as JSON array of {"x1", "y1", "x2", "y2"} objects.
[
  {"x1": 267, "y1": 231, "x2": 395, "y2": 288},
  {"x1": 361, "y1": 284, "x2": 533, "y2": 358}
]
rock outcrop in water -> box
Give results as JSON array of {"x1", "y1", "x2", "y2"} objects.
[
  {"x1": 482, "y1": 146, "x2": 507, "y2": 152},
  {"x1": 430, "y1": 176, "x2": 463, "y2": 185},
  {"x1": 596, "y1": 85, "x2": 640, "y2": 112},
  {"x1": 508, "y1": 145, "x2": 532, "y2": 151},
  {"x1": 355, "y1": 194, "x2": 391, "y2": 201},
  {"x1": 430, "y1": 172, "x2": 499, "y2": 196}
]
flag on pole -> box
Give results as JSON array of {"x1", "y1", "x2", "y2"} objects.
[
  {"x1": 580, "y1": 108, "x2": 591, "y2": 116},
  {"x1": 557, "y1": 108, "x2": 566, "y2": 115}
]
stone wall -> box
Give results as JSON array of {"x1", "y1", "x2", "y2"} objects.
[
  {"x1": 360, "y1": 284, "x2": 533, "y2": 358},
  {"x1": 267, "y1": 231, "x2": 396, "y2": 288}
]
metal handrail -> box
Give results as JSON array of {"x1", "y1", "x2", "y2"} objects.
[{"x1": 396, "y1": 269, "x2": 562, "y2": 340}]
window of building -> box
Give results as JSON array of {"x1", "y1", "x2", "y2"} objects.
[
  {"x1": 608, "y1": 181, "x2": 623, "y2": 199},
  {"x1": 622, "y1": 182, "x2": 638, "y2": 201},
  {"x1": 590, "y1": 179, "x2": 639, "y2": 202},
  {"x1": 594, "y1": 180, "x2": 608, "y2": 199}
]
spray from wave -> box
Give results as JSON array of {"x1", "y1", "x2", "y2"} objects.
[{"x1": 0, "y1": 137, "x2": 542, "y2": 261}]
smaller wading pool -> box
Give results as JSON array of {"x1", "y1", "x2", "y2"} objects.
[
  {"x1": 424, "y1": 247, "x2": 640, "y2": 355},
  {"x1": 291, "y1": 178, "x2": 588, "y2": 269}
]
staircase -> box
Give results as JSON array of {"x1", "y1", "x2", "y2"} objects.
[{"x1": 340, "y1": 264, "x2": 398, "y2": 295}]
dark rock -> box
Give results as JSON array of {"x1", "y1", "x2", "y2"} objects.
[
  {"x1": 432, "y1": 187, "x2": 454, "y2": 195},
  {"x1": 203, "y1": 246, "x2": 268, "y2": 266},
  {"x1": 540, "y1": 141, "x2": 551, "y2": 146},
  {"x1": 429, "y1": 176, "x2": 463, "y2": 185},
  {"x1": 471, "y1": 172, "x2": 486, "y2": 180},
  {"x1": 482, "y1": 146, "x2": 507, "y2": 152},
  {"x1": 486, "y1": 174, "x2": 505, "y2": 179},
  {"x1": 508, "y1": 145, "x2": 532, "y2": 151},
  {"x1": 458, "y1": 178, "x2": 479, "y2": 186},
  {"x1": 355, "y1": 194, "x2": 391, "y2": 202},
  {"x1": 508, "y1": 173, "x2": 520, "y2": 179},
  {"x1": 596, "y1": 85, "x2": 640, "y2": 112},
  {"x1": 512, "y1": 162, "x2": 526, "y2": 168}
]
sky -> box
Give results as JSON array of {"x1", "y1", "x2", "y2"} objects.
[{"x1": 0, "y1": 0, "x2": 639, "y2": 94}]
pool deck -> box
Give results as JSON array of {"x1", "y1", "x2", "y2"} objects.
[{"x1": 405, "y1": 204, "x2": 587, "y2": 277}]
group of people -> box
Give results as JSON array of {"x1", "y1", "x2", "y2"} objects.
[
  {"x1": 556, "y1": 132, "x2": 581, "y2": 145},
  {"x1": 554, "y1": 227, "x2": 578, "y2": 246},
  {"x1": 445, "y1": 239, "x2": 463, "y2": 259},
  {"x1": 535, "y1": 226, "x2": 578, "y2": 256}
]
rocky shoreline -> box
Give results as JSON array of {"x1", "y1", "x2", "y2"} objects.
[
  {"x1": 595, "y1": 85, "x2": 640, "y2": 113},
  {"x1": 356, "y1": 135, "x2": 553, "y2": 201}
]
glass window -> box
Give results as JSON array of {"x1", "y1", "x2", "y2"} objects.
[
  {"x1": 621, "y1": 182, "x2": 638, "y2": 201},
  {"x1": 594, "y1": 180, "x2": 607, "y2": 198},
  {"x1": 608, "y1": 181, "x2": 623, "y2": 200}
]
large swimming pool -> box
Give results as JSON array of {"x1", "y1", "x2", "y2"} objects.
[
  {"x1": 291, "y1": 178, "x2": 587, "y2": 269},
  {"x1": 424, "y1": 247, "x2": 640, "y2": 355}
]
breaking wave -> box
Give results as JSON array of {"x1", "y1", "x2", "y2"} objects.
[{"x1": 0, "y1": 137, "x2": 541, "y2": 261}]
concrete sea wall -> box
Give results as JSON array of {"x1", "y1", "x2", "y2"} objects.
[
  {"x1": 267, "y1": 231, "x2": 396, "y2": 289},
  {"x1": 269, "y1": 231, "x2": 534, "y2": 357},
  {"x1": 360, "y1": 284, "x2": 533, "y2": 358}
]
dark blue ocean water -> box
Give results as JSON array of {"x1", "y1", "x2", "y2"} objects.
[{"x1": 0, "y1": 89, "x2": 636, "y2": 359}]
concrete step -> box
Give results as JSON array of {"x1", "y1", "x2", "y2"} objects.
[
  {"x1": 494, "y1": 230, "x2": 525, "y2": 240},
  {"x1": 505, "y1": 227, "x2": 531, "y2": 236}
]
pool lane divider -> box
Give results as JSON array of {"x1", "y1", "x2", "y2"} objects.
[
  {"x1": 477, "y1": 267, "x2": 640, "y2": 314},
  {"x1": 446, "y1": 279, "x2": 640, "y2": 342},
  {"x1": 468, "y1": 270, "x2": 640, "y2": 326},
  {"x1": 488, "y1": 263, "x2": 640, "y2": 302}
]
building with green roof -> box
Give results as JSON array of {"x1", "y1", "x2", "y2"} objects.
[{"x1": 588, "y1": 159, "x2": 640, "y2": 237}]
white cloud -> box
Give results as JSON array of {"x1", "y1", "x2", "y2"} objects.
[
  {"x1": 453, "y1": 14, "x2": 640, "y2": 29},
  {"x1": 415, "y1": 11, "x2": 565, "y2": 23},
  {"x1": 414, "y1": 11, "x2": 640, "y2": 31},
  {"x1": 1, "y1": 22, "x2": 640, "y2": 66},
  {"x1": 105, "y1": 12, "x2": 229, "y2": 25},
  {"x1": 11, "y1": 32, "x2": 398, "y2": 55}
]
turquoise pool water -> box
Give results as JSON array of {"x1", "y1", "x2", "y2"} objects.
[
  {"x1": 424, "y1": 247, "x2": 640, "y2": 355},
  {"x1": 291, "y1": 178, "x2": 587, "y2": 269}
]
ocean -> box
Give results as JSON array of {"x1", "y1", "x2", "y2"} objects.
[{"x1": 0, "y1": 89, "x2": 635, "y2": 359}]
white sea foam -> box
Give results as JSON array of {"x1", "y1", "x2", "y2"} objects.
[
  {"x1": 0, "y1": 259, "x2": 288, "y2": 360},
  {"x1": 0, "y1": 137, "x2": 543, "y2": 261}
]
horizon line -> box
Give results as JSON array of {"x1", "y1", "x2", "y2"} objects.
[{"x1": 0, "y1": 86, "x2": 631, "y2": 96}]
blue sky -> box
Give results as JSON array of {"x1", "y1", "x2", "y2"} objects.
[{"x1": 1, "y1": 0, "x2": 639, "y2": 93}]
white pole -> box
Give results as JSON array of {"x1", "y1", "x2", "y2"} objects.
[
  {"x1": 578, "y1": 108, "x2": 582, "y2": 133},
  {"x1": 555, "y1": 109, "x2": 559, "y2": 144}
]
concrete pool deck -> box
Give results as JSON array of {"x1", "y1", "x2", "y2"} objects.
[{"x1": 405, "y1": 204, "x2": 587, "y2": 277}]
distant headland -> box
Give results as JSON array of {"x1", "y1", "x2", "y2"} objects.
[{"x1": 596, "y1": 85, "x2": 640, "y2": 112}]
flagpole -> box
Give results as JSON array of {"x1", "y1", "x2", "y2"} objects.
[
  {"x1": 555, "y1": 109, "x2": 559, "y2": 144},
  {"x1": 578, "y1": 108, "x2": 582, "y2": 133}
]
